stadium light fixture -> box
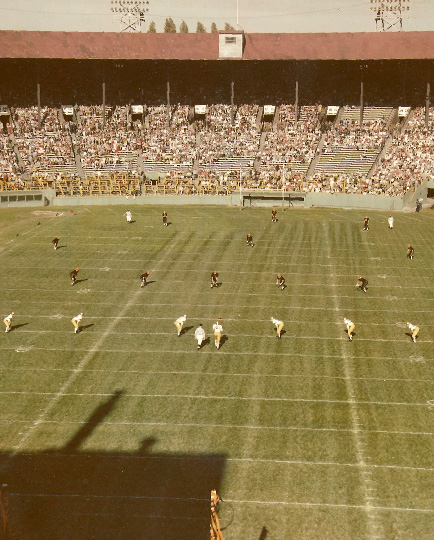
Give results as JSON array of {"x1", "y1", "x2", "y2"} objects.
[
  {"x1": 110, "y1": 0, "x2": 149, "y2": 32},
  {"x1": 369, "y1": 0, "x2": 411, "y2": 32}
]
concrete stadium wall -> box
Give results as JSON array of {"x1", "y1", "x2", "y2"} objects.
[
  {"x1": 0, "y1": 189, "x2": 409, "y2": 211},
  {"x1": 304, "y1": 192, "x2": 404, "y2": 211},
  {"x1": 49, "y1": 194, "x2": 238, "y2": 207}
]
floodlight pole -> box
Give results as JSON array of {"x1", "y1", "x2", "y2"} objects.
[
  {"x1": 110, "y1": 1, "x2": 150, "y2": 33},
  {"x1": 369, "y1": 0, "x2": 410, "y2": 32}
]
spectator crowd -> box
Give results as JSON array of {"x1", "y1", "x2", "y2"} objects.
[{"x1": 1, "y1": 102, "x2": 432, "y2": 198}]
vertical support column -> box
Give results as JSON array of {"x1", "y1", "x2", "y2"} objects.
[
  {"x1": 166, "y1": 79, "x2": 170, "y2": 127},
  {"x1": 360, "y1": 81, "x2": 364, "y2": 127},
  {"x1": 295, "y1": 80, "x2": 299, "y2": 123},
  {"x1": 231, "y1": 81, "x2": 235, "y2": 125},
  {"x1": 0, "y1": 483, "x2": 9, "y2": 540},
  {"x1": 102, "y1": 81, "x2": 106, "y2": 128},
  {"x1": 425, "y1": 82, "x2": 430, "y2": 128},
  {"x1": 37, "y1": 83, "x2": 41, "y2": 130}
]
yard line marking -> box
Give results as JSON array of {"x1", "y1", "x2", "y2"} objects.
[
  {"x1": 5, "y1": 329, "x2": 434, "y2": 344},
  {"x1": 323, "y1": 221, "x2": 382, "y2": 540},
  {"x1": 223, "y1": 498, "x2": 434, "y2": 513},
  {"x1": 0, "y1": 390, "x2": 429, "y2": 407},
  {"x1": 6, "y1": 231, "x2": 188, "y2": 459},
  {"x1": 1, "y1": 417, "x2": 431, "y2": 438},
  {"x1": 3, "y1": 299, "x2": 434, "y2": 316},
  {"x1": 1, "y1": 365, "x2": 430, "y2": 383},
  {"x1": 11, "y1": 314, "x2": 434, "y2": 328},
  {"x1": 0, "y1": 345, "x2": 432, "y2": 362},
  {"x1": 3, "y1": 283, "x2": 434, "y2": 296},
  {"x1": 8, "y1": 491, "x2": 433, "y2": 513},
  {"x1": 12, "y1": 449, "x2": 434, "y2": 472}
]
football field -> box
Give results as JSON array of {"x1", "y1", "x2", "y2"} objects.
[{"x1": 0, "y1": 204, "x2": 433, "y2": 540}]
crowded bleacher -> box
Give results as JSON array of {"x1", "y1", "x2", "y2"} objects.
[
  {"x1": 1, "y1": 100, "x2": 432, "y2": 197},
  {"x1": 0, "y1": 53, "x2": 433, "y2": 198}
]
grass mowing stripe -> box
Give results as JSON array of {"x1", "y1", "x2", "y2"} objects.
[
  {"x1": 324, "y1": 220, "x2": 384, "y2": 540},
  {"x1": 6, "y1": 229, "x2": 190, "y2": 460}
]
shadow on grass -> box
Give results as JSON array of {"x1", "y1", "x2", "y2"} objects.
[
  {"x1": 259, "y1": 525, "x2": 269, "y2": 539},
  {"x1": 0, "y1": 391, "x2": 226, "y2": 540},
  {"x1": 181, "y1": 325, "x2": 194, "y2": 336},
  {"x1": 200, "y1": 337, "x2": 211, "y2": 349},
  {"x1": 79, "y1": 323, "x2": 94, "y2": 332},
  {"x1": 10, "y1": 323, "x2": 29, "y2": 332}
]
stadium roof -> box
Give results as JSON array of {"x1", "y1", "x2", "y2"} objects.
[{"x1": 0, "y1": 30, "x2": 434, "y2": 61}]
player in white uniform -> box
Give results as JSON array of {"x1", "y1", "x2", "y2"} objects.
[
  {"x1": 271, "y1": 317, "x2": 284, "y2": 338},
  {"x1": 344, "y1": 318, "x2": 355, "y2": 341},
  {"x1": 194, "y1": 324, "x2": 206, "y2": 350},
  {"x1": 388, "y1": 215, "x2": 394, "y2": 229},
  {"x1": 72, "y1": 313, "x2": 83, "y2": 334},
  {"x1": 174, "y1": 315, "x2": 187, "y2": 336},
  {"x1": 124, "y1": 210, "x2": 132, "y2": 223},
  {"x1": 212, "y1": 318, "x2": 223, "y2": 349},
  {"x1": 407, "y1": 322, "x2": 419, "y2": 343},
  {"x1": 3, "y1": 312, "x2": 14, "y2": 333}
]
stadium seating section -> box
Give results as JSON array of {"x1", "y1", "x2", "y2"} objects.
[{"x1": 0, "y1": 102, "x2": 432, "y2": 197}]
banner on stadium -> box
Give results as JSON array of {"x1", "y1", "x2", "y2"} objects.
[
  {"x1": 0, "y1": 105, "x2": 9, "y2": 115},
  {"x1": 62, "y1": 106, "x2": 74, "y2": 116},
  {"x1": 131, "y1": 105, "x2": 144, "y2": 114},
  {"x1": 195, "y1": 105, "x2": 206, "y2": 115},
  {"x1": 263, "y1": 105, "x2": 275, "y2": 116},
  {"x1": 326, "y1": 106, "x2": 339, "y2": 116},
  {"x1": 398, "y1": 106, "x2": 410, "y2": 118}
]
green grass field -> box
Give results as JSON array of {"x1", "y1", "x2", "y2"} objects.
[{"x1": 0, "y1": 204, "x2": 433, "y2": 540}]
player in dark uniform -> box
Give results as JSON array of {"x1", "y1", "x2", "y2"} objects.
[
  {"x1": 363, "y1": 216, "x2": 369, "y2": 231},
  {"x1": 246, "y1": 233, "x2": 254, "y2": 247},
  {"x1": 70, "y1": 267, "x2": 79, "y2": 286},
  {"x1": 271, "y1": 209, "x2": 277, "y2": 223},
  {"x1": 276, "y1": 273, "x2": 286, "y2": 290},
  {"x1": 356, "y1": 275, "x2": 368, "y2": 293},
  {"x1": 162, "y1": 211, "x2": 168, "y2": 226},
  {"x1": 407, "y1": 244, "x2": 414, "y2": 260},
  {"x1": 140, "y1": 271, "x2": 151, "y2": 287},
  {"x1": 52, "y1": 236, "x2": 59, "y2": 250},
  {"x1": 211, "y1": 271, "x2": 219, "y2": 288}
]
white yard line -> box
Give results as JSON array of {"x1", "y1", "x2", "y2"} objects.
[
  {"x1": 4, "y1": 330, "x2": 433, "y2": 345},
  {"x1": 1, "y1": 417, "x2": 432, "y2": 437},
  {"x1": 6, "y1": 491, "x2": 433, "y2": 514},
  {"x1": 6, "y1": 232, "x2": 187, "y2": 459},
  {"x1": 1, "y1": 344, "x2": 432, "y2": 360},
  {"x1": 7, "y1": 314, "x2": 434, "y2": 326},
  {"x1": 223, "y1": 498, "x2": 434, "y2": 513},
  {"x1": 11, "y1": 449, "x2": 433, "y2": 472},
  {"x1": 0, "y1": 390, "x2": 429, "y2": 408},
  {"x1": 1, "y1": 365, "x2": 430, "y2": 383},
  {"x1": 323, "y1": 221, "x2": 383, "y2": 540},
  {"x1": 3, "y1": 299, "x2": 434, "y2": 316}
]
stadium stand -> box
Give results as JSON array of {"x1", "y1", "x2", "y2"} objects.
[{"x1": 0, "y1": 30, "x2": 433, "y2": 200}]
